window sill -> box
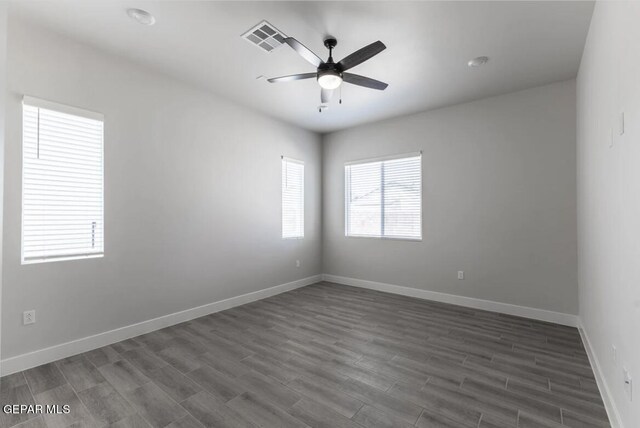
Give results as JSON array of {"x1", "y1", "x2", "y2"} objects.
[
  {"x1": 345, "y1": 235, "x2": 422, "y2": 242},
  {"x1": 22, "y1": 253, "x2": 104, "y2": 265}
]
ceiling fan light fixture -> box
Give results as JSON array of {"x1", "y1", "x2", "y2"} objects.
[{"x1": 318, "y1": 70, "x2": 342, "y2": 90}]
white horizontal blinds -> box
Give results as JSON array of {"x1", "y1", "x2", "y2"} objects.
[
  {"x1": 345, "y1": 153, "x2": 422, "y2": 240},
  {"x1": 382, "y1": 155, "x2": 422, "y2": 239},
  {"x1": 22, "y1": 98, "x2": 104, "y2": 263},
  {"x1": 345, "y1": 160, "x2": 382, "y2": 237},
  {"x1": 282, "y1": 157, "x2": 304, "y2": 238}
]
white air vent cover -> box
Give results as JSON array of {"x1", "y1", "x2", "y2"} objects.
[{"x1": 242, "y1": 20, "x2": 287, "y2": 53}]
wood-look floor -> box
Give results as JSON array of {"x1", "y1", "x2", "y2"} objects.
[{"x1": 1, "y1": 282, "x2": 610, "y2": 428}]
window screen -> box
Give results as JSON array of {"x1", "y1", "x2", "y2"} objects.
[
  {"x1": 22, "y1": 97, "x2": 104, "y2": 263},
  {"x1": 282, "y1": 157, "x2": 304, "y2": 239},
  {"x1": 345, "y1": 153, "x2": 421, "y2": 240}
]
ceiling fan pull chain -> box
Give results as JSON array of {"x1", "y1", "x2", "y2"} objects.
[{"x1": 339, "y1": 85, "x2": 343, "y2": 104}]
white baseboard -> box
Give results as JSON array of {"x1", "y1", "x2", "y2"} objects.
[
  {"x1": 0, "y1": 275, "x2": 322, "y2": 377},
  {"x1": 0, "y1": 273, "x2": 580, "y2": 377},
  {"x1": 577, "y1": 319, "x2": 624, "y2": 428},
  {"x1": 322, "y1": 274, "x2": 578, "y2": 327}
]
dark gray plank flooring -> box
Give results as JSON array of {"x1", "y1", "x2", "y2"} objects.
[{"x1": 1, "y1": 282, "x2": 610, "y2": 428}]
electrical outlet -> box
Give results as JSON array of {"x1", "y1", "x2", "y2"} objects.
[
  {"x1": 296, "y1": 260, "x2": 300, "y2": 268},
  {"x1": 23, "y1": 310, "x2": 36, "y2": 325},
  {"x1": 623, "y1": 367, "x2": 632, "y2": 401},
  {"x1": 457, "y1": 271, "x2": 464, "y2": 280}
]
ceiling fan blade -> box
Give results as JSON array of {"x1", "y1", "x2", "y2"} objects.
[
  {"x1": 337, "y1": 41, "x2": 386, "y2": 71},
  {"x1": 343, "y1": 73, "x2": 388, "y2": 90},
  {"x1": 267, "y1": 73, "x2": 317, "y2": 83},
  {"x1": 284, "y1": 37, "x2": 324, "y2": 68},
  {"x1": 321, "y1": 88, "x2": 334, "y2": 104}
]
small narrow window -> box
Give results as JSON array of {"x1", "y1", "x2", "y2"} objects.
[
  {"x1": 345, "y1": 153, "x2": 422, "y2": 240},
  {"x1": 282, "y1": 157, "x2": 304, "y2": 239},
  {"x1": 22, "y1": 97, "x2": 104, "y2": 263}
]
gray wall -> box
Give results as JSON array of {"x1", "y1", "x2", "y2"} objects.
[
  {"x1": 323, "y1": 80, "x2": 578, "y2": 314},
  {"x1": 577, "y1": 2, "x2": 640, "y2": 426},
  {"x1": 1, "y1": 21, "x2": 322, "y2": 360},
  {"x1": 0, "y1": 2, "x2": 7, "y2": 376}
]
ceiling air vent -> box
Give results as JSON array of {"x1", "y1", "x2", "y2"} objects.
[{"x1": 242, "y1": 20, "x2": 287, "y2": 53}]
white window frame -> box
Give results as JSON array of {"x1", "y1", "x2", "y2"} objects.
[
  {"x1": 281, "y1": 156, "x2": 304, "y2": 239},
  {"x1": 345, "y1": 152, "x2": 422, "y2": 241},
  {"x1": 21, "y1": 96, "x2": 105, "y2": 264}
]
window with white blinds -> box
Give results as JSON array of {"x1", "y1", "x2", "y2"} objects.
[
  {"x1": 22, "y1": 97, "x2": 104, "y2": 264},
  {"x1": 345, "y1": 153, "x2": 422, "y2": 240},
  {"x1": 282, "y1": 157, "x2": 304, "y2": 239}
]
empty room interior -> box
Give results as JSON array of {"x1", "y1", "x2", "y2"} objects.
[{"x1": 0, "y1": 1, "x2": 638, "y2": 427}]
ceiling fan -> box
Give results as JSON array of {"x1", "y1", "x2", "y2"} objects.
[{"x1": 268, "y1": 37, "x2": 388, "y2": 105}]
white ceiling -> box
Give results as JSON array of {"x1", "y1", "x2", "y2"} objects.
[{"x1": 10, "y1": 1, "x2": 594, "y2": 133}]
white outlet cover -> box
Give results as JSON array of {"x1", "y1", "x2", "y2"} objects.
[
  {"x1": 457, "y1": 271, "x2": 464, "y2": 280},
  {"x1": 23, "y1": 310, "x2": 36, "y2": 325}
]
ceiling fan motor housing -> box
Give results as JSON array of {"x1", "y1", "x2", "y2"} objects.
[{"x1": 317, "y1": 38, "x2": 343, "y2": 89}]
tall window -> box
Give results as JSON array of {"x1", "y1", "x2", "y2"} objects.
[
  {"x1": 22, "y1": 97, "x2": 104, "y2": 263},
  {"x1": 345, "y1": 153, "x2": 422, "y2": 240},
  {"x1": 282, "y1": 157, "x2": 304, "y2": 239}
]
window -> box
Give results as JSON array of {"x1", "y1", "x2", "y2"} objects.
[
  {"x1": 282, "y1": 157, "x2": 304, "y2": 238},
  {"x1": 345, "y1": 153, "x2": 422, "y2": 240},
  {"x1": 22, "y1": 96, "x2": 104, "y2": 263}
]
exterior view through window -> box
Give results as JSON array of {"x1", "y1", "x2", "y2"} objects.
[{"x1": 345, "y1": 153, "x2": 422, "y2": 240}]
